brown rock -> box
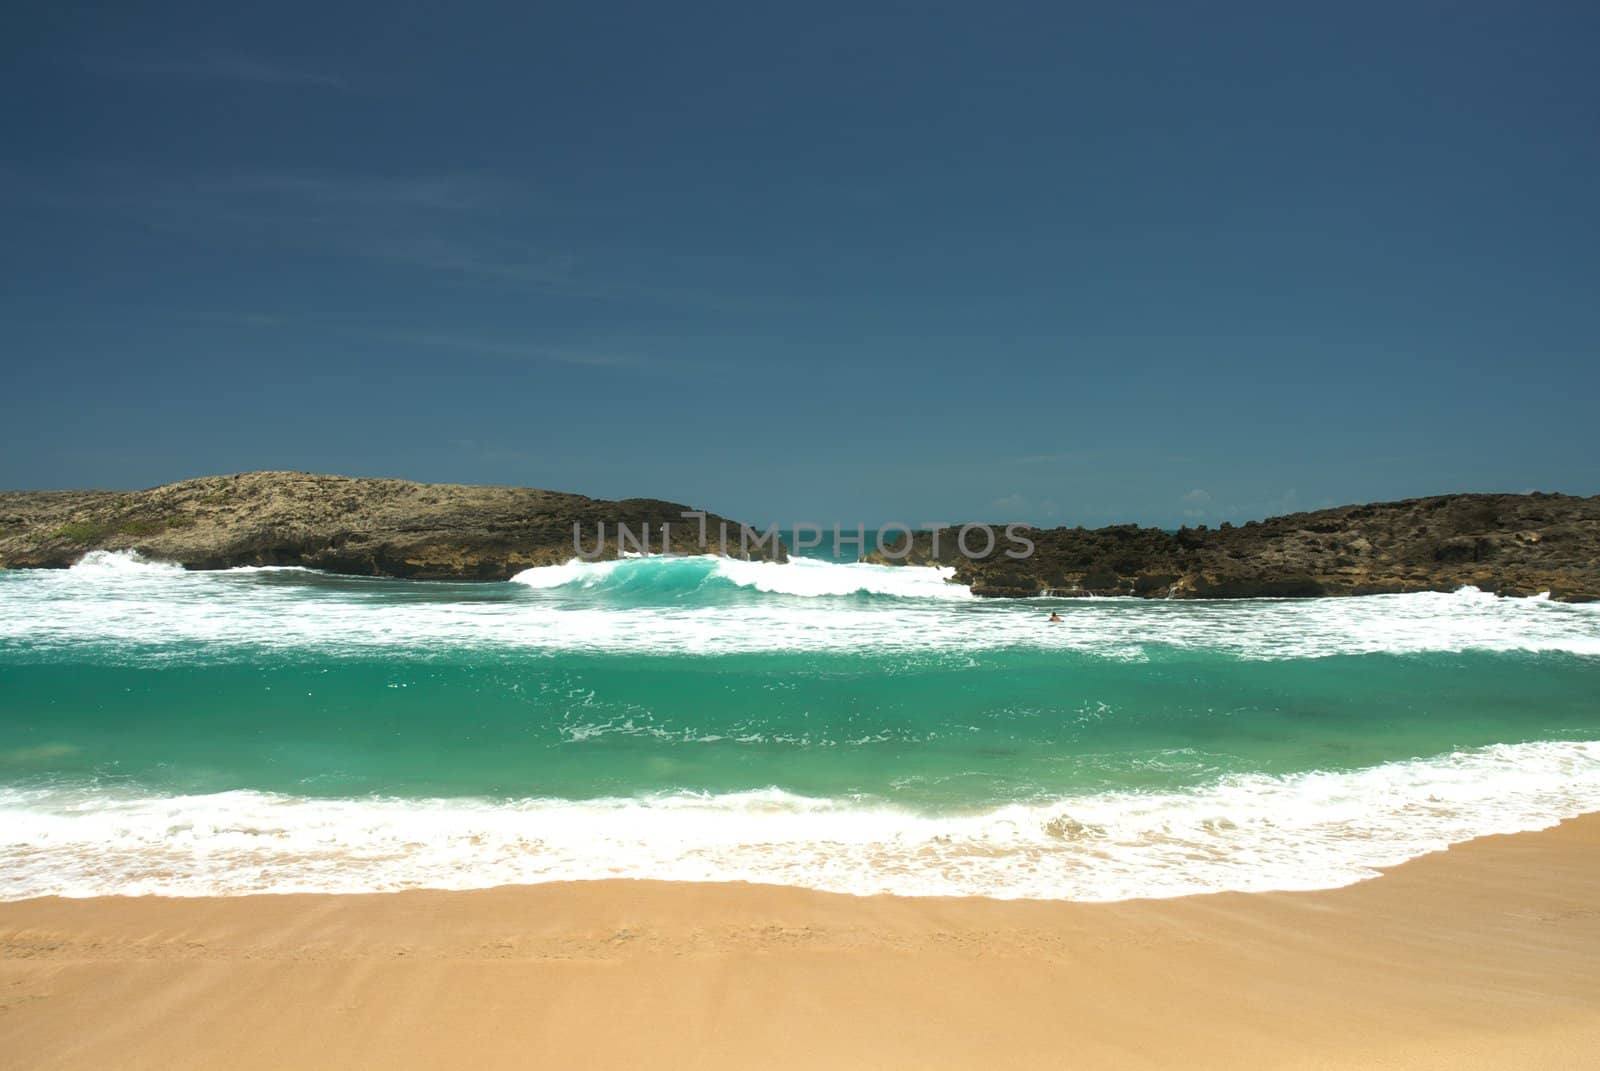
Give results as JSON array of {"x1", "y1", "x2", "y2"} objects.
[
  {"x1": 0, "y1": 472, "x2": 784, "y2": 580},
  {"x1": 866, "y1": 493, "x2": 1600, "y2": 602}
]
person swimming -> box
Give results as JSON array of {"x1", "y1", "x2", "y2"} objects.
[{"x1": 1048, "y1": 611, "x2": 1062, "y2": 622}]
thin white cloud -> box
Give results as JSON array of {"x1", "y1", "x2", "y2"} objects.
[
  {"x1": 198, "y1": 312, "x2": 655, "y2": 371},
  {"x1": 86, "y1": 53, "x2": 354, "y2": 92},
  {"x1": 989, "y1": 492, "x2": 1029, "y2": 515},
  {"x1": 357, "y1": 235, "x2": 576, "y2": 288},
  {"x1": 185, "y1": 55, "x2": 349, "y2": 90},
  {"x1": 26, "y1": 165, "x2": 751, "y2": 311},
  {"x1": 447, "y1": 439, "x2": 542, "y2": 465},
  {"x1": 228, "y1": 171, "x2": 505, "y2": 212},
  {"x1": 380, "y1": 330, "x2": 642, "y2": 368},
  {"x1": 1009, "y1": 451, "x2": 1096, "y2": 467}
]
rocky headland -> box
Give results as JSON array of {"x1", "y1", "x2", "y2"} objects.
[
  {"x1": 0, "y1": 471, "x2": 782, "y2": 581},
  {"x1": 3, "y1": 476, "x2": 1596, "y2": 601},
  {"x1": 869, "y1": 493, "x2": 1600, "y2": 602}
]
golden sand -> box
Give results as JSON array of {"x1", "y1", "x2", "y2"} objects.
[{"x1": 4, "y1": 814, "x2": 1599, "y2": 1069}]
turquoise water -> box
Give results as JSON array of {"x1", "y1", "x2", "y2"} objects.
[
  {"x1": 6, "y1": 650, "x2": 1599, "y2": 803},
  {"x1": 2, "y1": 550, "x2": 1599, "y2": 900}
]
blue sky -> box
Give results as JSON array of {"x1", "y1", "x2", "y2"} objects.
[{"x1": 3, "y1": 1, "x2": 1597, "y2": 527}]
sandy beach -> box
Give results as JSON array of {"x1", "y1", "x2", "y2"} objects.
[{"x1": 0, "y1": 815, "x2": 1596, "y2": 1069}]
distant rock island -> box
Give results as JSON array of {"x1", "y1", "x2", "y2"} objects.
[
  {"x1": 871, "y1": 493, "x2": 1600, "y2": 602},
  {"x1": 0, "y1": 471, "x2": 782, "y2": 580},
  {"x1": 1, "y1": 474, "x2": 1596, "y2": 601}
]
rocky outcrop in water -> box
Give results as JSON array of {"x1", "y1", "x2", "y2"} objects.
[
  {"x1": 0, "y1": 472, "x2": 783, "y2": 580},
  {"x1": 868, "y1": 493, "x2": 1600, "y2": 602}
]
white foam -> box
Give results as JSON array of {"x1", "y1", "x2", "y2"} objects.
[
  {"x1": 715, "y1": 556, "x2": 971, "y2": 599},
  {"x1": 4, "y1": 740, "x2": 1598, "y2": 900},
  {"x1": 507, "y1": 557, "x2": 625, "y2": 589},
  {"x1": 2, "y1": 553, "x2": 1596, "y2": 660},
  {"x1": 508, "y1": 554, "x2": 971, "y2": 600},
  {"x1": 65, "y1": 548, "x2": 186, "y2": 575}
]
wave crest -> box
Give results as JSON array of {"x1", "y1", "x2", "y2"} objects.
[{"x1": 509, "y1": 555, "x2": 972, "y2": 600}]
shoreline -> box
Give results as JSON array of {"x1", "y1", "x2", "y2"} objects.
[{"x1": 4, "y1": 815, "x2": 1599, "y2": 1069}]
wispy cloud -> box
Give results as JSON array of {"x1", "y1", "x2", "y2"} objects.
[
  {"x1": 41, "y1": 166, "x2": 574, "y2": 288},
  {"x1": 20, "y1": 165, "x2": 755, "y2": 312},
  {"x1": 86, "y1": 53, "x2": 354, "y2": 92},
  {"x1": 1181, "y1": 487, "x2": 1211, "y2": 519},
  {"x1": 228, "y1": 172, "x2": 503, "y2": 212},
  {"x1": 446, "y1": 439, "x2": 549, "y2": 466},
  {"x1": 381, "y1": 330, "x2": 643, "y2": 368},
  {"x1": 1007, "y1": 451, "x2": 1098, "y2": 468},
  {"x1": 355, "y1": 235, "x2": 577, "y2": 289},
  {"x1": 218, "y1": 311, "x2": 660, "y2": 371}
]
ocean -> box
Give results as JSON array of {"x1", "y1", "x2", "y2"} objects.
[{"x1": 2, "y1": 548, "x2": 1598, "y2": 901}]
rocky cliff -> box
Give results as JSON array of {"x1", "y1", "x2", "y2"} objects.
[
  {"x1": 0, "y1": 472, "x2": 783, "y2": 580},
  {"x1": 869, "y1": 493, "x2": 1600, "y2": 602}
]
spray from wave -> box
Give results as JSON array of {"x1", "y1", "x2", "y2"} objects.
[{"x1": 60, "y1": 548, "x2": 187, "y2": 576}]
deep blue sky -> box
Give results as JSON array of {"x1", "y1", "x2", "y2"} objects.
[{"x1": 3, "y1": 2, "x2": 1597, "y2": 527}]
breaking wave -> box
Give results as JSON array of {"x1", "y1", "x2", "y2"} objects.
[
  {"x1": 0, "y1": 551, "x2": 1594, "y2": 661},
  {"x1": 509, "y1": 554, "x2": 972, "y2": 600},
  {"x1": 5, "y1": 740, "x2": 1599, "y2": 901}
]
